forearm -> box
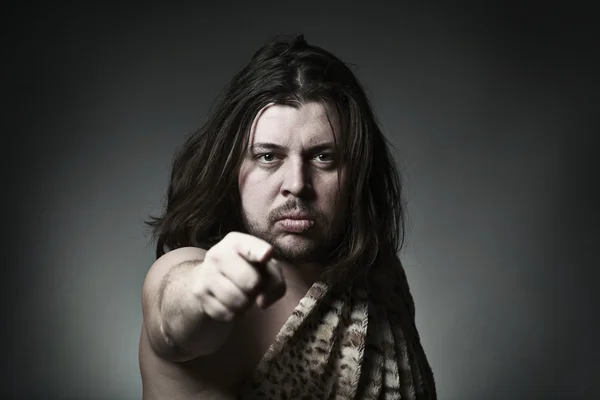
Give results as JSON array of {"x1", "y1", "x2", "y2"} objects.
[
  {"x1": 157, "y1": 261, "x2": 203, "y2": 354},
  {"x1": 158, "y1": 261, "x2": 232, "y2": 360},
  {"x1": 142, "y1": 248, "x2": 233, "y2": 362}
]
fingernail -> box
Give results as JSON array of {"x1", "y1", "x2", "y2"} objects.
[{"x1": 259, "y1": 246, "x2": 272, "y2": 262}]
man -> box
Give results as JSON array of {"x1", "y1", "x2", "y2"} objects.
[{"x1": 140, "y1": 34, "x2": 437, "y2": 399}]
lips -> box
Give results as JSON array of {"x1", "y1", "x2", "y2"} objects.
[
  {"x1": 275, "y1": 213, "x2": 316, "y2": 233},
  {"x1": 278, "y1": 213, "x2": 314, "y2": 220},
  {"x1": 277, "y1": 218, "x2": 315, "y2": 232}
]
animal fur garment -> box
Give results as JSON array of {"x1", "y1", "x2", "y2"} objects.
[{"x1": 238, "y1": 256, "x2": 437, "y2": 399}]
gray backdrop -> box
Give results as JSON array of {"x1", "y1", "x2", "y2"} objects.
[{"x1": 3, "y1": 2, "x2": 598, "y2": 399}]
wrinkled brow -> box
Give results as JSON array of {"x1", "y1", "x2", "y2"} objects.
[{"x1": 250, "y1": 142, "x2": 337, "y2": 153}]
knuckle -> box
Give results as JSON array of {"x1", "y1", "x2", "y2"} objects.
[
  {"x1": 242, "y1": 268, "x2": 262, "y2": 290},
  {"x1": 232, "y1": 294, "x2": 248, "y2": 310},
  {"x1": 217, "y1": 307, "x2": 235, "y2": 322},
  {"x1": 206, "y1": 299, "x2": 234, "y2": 322},
  {"x1": 190, "y1": 280, "x2": 207, "y2": 299},
  {"x1": 204, "y1": 248, "x2": 219, "y2": 262},
  {"x1": 224, "y1": 231, "x2": 241, "y2": 242},
  {"x1": 230, "y1": 287, "x2": 248, "y2": 308}
]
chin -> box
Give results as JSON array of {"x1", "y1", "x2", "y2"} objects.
[
  {"x1": 275, "y1": 233, "x2": 316, "y2": 249},
  {"x1": 272, "y1": 236, "x2": 322, "y2": 263}
]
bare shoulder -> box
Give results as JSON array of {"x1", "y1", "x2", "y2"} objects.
[
  {"x1": 152, "y1": 246, "x2": 208, "y2": 271},
  {"x1": 141, "y1": 247, "x2": 207, "y2": 314}
]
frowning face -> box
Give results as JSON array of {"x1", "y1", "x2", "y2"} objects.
[{"x1": 238, "y1": 102, "x2": 348, "y2": 264}]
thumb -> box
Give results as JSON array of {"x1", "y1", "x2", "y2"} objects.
[{"x1": 255, "y1": 258, "x2": 286, "y2": 308}]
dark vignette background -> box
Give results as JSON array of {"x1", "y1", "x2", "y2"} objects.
[{"x1": 2, "y1": 2, "x2": 598, "y2": 399}]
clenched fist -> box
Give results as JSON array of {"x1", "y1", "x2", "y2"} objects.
[{"x1": 191, "y1": 232, "x2": 287, "y2": 323}]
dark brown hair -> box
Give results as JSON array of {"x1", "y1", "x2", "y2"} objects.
[{"x1": 146, "y1": 34, "x2": 406, "y2": 281}]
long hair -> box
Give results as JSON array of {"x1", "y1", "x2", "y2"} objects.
[{"x1": 146, "y1": 34, "x2": 406, "y2": 281}]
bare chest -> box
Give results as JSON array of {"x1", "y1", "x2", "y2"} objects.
[{"x1": 226, "y1": 301, "x2": 298, "y2": 384}]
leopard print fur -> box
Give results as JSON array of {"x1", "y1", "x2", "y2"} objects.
[{"x1": 238, "y1": 257, "x2": 437, "y2": 399}]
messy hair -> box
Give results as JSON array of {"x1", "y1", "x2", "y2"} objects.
[{"x1": 146, "y1": 34, "x2": 406, "y2": 281}]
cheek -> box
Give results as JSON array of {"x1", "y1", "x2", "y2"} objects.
[
  {"x1": 241, "y1": 184, "x2": 264, "y2": 207},
  {"x1": 240, "y1": 173, "x2": 278, "y2": 210},
  {"x1": 319, "y1": 175, "x2": 348, "y2": 212}
]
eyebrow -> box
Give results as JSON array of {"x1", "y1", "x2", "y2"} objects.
[{"x1": 250, "y1": 142, "x2": 337, "y2": 153}]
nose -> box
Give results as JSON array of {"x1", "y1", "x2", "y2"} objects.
[{"x1": 281, "y1": 158, "x2": 312, "y2": 197}]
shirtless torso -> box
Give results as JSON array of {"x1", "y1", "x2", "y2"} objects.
[{"x1": 139, "y1": 289, "x2": 304, "y2": 399}]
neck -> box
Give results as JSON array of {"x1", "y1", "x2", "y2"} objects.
[{"x1": 281, "y1": 262, "x2": 323, "y2": 297}]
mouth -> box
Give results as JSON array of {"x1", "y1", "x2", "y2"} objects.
[{"x1": 275, "y1": 217, "x2": 315, "y2": 233}]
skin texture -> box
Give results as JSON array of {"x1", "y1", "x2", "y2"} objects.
[
  {"x1": 239, "y1": 102, "x2": 348, "y2": 266},
  {"x1": 140, "y1": 101, "x2": 349, "y2": 399}
]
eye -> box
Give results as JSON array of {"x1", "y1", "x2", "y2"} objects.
[
  {"x1": 256, "y1": 153, "x2": 279, "y2": 163},
  {"x1": 315, "y1": 153, "x2": 336, "y2": 163}
]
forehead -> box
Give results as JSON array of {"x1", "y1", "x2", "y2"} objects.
[{"x1": 248, "y1": 102, "x2": 340, "y2": 145}]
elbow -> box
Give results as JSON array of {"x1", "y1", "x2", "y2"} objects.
[{"x1": 145, "y1": 320, "x2": 197, "y2": 363}]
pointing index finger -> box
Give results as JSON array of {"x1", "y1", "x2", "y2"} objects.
[{"x1": 231, "y1": 233, "x2": 273, "y2": 264}]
